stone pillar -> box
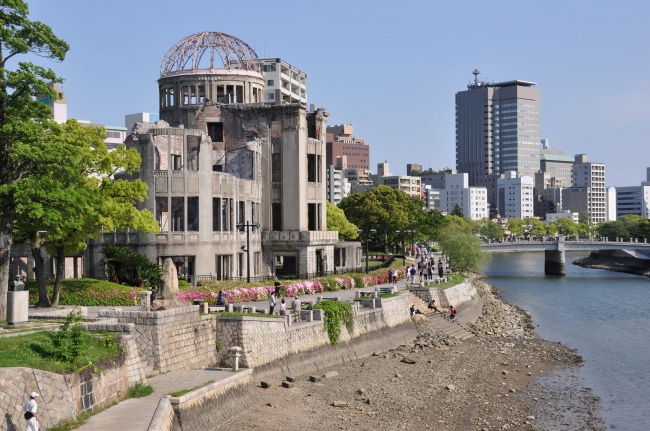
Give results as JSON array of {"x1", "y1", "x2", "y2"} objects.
[
  {"x1": 139, "y1": 291, "x2": 152, "y2": 311},
  {"x1": 545, "y1": 235, "x2": 566, "y2": 276},
  {"x1": 228, "y1": 346, "x2": 242, "y2": 371}
]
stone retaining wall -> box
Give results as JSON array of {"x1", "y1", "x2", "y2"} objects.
[
  {"x1": 147, "y1": 398, "x2": 181, "y2": 431},
  {"x1": 0, "y1": 335, "x2": 145, "y2": 431},
  {"x1": 170, "y1": 369, "x2": 255, "y2": 431},
  {"x1": 410, "y1": 281, "x2": 477, "y2": 309},
  {"x1": 98, "y1": 306, "x2": 217, "y2": 372},
  {"x1": 216, "y1": 294, "x2": 417, "y2": 382}
]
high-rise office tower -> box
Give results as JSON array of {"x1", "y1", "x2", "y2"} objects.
[{"x1": 456, "y1": 70, "x2": 541, "y2": 186}]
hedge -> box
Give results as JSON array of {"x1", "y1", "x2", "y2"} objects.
[{"x1": 25, "y1": 279, "x2": 140, "y2": 307}]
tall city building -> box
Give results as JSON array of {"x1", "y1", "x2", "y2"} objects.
[
  {"x1": 326, "y1": 166, "x2": 350, "y2": 205},
  {"x1": 571, "y1": 154, "x2": 606, "y2": 223},
  {"x1": 325, "y1": 124, "x2": 370, "y2": 171},
  {"x1": 406, "y1": 164, "x2": 422, "y2": 176},
  {"x1": 456, "y1": 70, "x2": 540, "y2": 186}
]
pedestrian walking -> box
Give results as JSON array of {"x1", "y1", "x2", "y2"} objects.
[
  {"x1": 449, "y1": 305, "x2": 457, "y2": 322},
  {"x1": 409, "y1": 265, "x2": 417, "y2": 285},
  {"x1": 387, "y1": 269, "x2": 393, "y2": 284},
  {"x1": 23, "y1": 392, "x2": 40, "y2": 431},
  {"x1": 392, "y1": 269, "x2": 398, "y2": 284},
  {"x1": 438, "y1": 266, "x2": 444, "y2": 279},
  {"x1": 293, "y1": 295, "x2": 302, "y2": 322},
  {"x1": 273, "y1": 276, "x2": 282, "y2": 297},
  {"x1": 269, "y1": 292, "x2": 276, "y2": 315}
]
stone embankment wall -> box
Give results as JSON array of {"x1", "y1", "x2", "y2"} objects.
[
  {"x1": 98, "y1": 306, "x2": 216, "y2": 372},
  {"x1": 147, "y1": 398, "x2": 181, "y2": 431},
  {"x1": 170, "y1": 369, "x2": 255, "y2": 431},
  {"x1": 410, "y1": 282, "x2": 478, "y2": 309},
  {"x1": 216, "y1": 295, "x2": 416, "y2": 381},
  {"x1": 0, "y1": 335, "x2": 146, "y2": 431}
]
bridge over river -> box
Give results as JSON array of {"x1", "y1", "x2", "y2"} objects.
[{"x1": 481, "y1": 236, "x2": 650, "y2": 275}]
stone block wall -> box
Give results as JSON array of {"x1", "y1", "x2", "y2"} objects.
[
  {"x1": 98, "y1": 306, "x2": 217, "y2": 372},
  {"x1": 216, "y1": 294, "x2": 415, "y2": 371},
  {"x1": 170, "y1": 369, "x2": 255, "y2": 431},
  {"x1": 148, "y1": 398, "x2": 181, "y2": 431},
  {"x1": 0, "y1": 334, "x2": 146, "y2": 431},
  {"x1": 410, "y1": 282, "x2": 477, "y2": 309}
]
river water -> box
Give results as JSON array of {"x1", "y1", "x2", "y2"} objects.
[{"x1": 483, "y1": 251, "x2": 650, "y2": 430}]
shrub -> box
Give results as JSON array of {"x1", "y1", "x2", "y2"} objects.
[
  {"x1": 25, "y1": 279, "x2": 139, "y2": 306},
  {"x1": 49, "y1": 309, "x2": 86, "y2": 363},
  {"x1": 101, "y1": 245, "x2": 161, "y2": 288},
  {"x1": 127, "y1": 382, "x2": 154, "y2": 398},
  {"x1": 313, "y1": 301, "x2": 355, "y2": 345},
  {"x1": 178, "y1": 280, "x2": 190, "y2": 288}
]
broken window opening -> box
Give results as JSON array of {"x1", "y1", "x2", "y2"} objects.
[
  {"x1": 317, "y1": 155, "x2": 322, "y2": 183},
  {"x1": 238, "y1": 201, "x2": 245, "y2": 224},
  {"x1": 217, "y1": 85, "x2": 225, "y2": 103},
  {"x1": 236, "y1": 86, "x2": 243, "y2": 103},
  {"x1": 171, "y1": 197, "x2": 184, "y2": 232},
  {"x1": 155, "y1": 197, "x2": 169, "y2": 232},
  {"x1": 213, "y1": 164, "x2": 223, "y2": 172},
  {"x1": 187, "y1": 139, "x2": 199, "y2": 171},
  {"x1": 182, "y1": 86, "x2": 189, "y2": 105},
  {"x1": 190, "y1": 87, "x2": 197, "y2": 105},
  {"x1": 252, "y1": 87, "x2": 258, "y2": 103},
  {"x1": 229, "y1": 198, "x2": 234, "y2": 231},
  {"x1": 226, "y1": 85, "x2": 234, "y2": 103},
  {"x1": 172, "y1": 154, "x2": 182, "y2": 171},
  {"x1": 272, "y1": 203, "x2": 282, "y2": 231},
  {"x1": 207, "y1": 122, "x2": 224, "y2": 143},
  {"x1": 215, "y1": 254, "x2": 231, "y2": 280},
  {"x1": 198, "y1": 85, "x2": 205, "y2": 103},
  {"x1": 187, "y1": 197, "x2": 199, "y2": 231},
  {"x1": 154, "y1": 147, "x2": 161, "y2": 170},
  {"x1": 221, "y1": 199, "x2": 228, "y2": 231},
  {"x1": 307, "y1": 154, "x2": 316, "y2": 182},
  {"x1": 238, "y1": 253, "x2": 244, "y2": 278},
  {"x1": 308, "y1": 203, "x2": 317, "y2": 231},
  {"x1": 213, "y1": 198, "x2": 221, "y2": 231}
]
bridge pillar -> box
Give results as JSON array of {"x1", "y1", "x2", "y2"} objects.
[{"x1": 545, "y1": 235, "x2": 566, "y2": 276}]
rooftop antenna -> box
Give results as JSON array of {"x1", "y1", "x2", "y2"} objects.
[{"x1": 473, "y1": 69, "x2": 480, "y2": 85}]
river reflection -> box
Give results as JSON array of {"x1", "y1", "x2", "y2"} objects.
[{"x1": 483, "y1": 251, "x2": 650, "y2": 430}]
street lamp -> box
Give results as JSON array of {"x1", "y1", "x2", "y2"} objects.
[
  {"x1": 236, "y1": 221, "x2": 260, "y2": 283},
  {"x1": 357, "y1": 228, "x2": 377, "y2": 273},
  {"x1": 404, "y1": 229, "x2": 415, "y2": 256}
]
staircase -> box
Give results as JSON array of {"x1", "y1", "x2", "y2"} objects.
[{"x1": 406, "y1": 292, "x2": 475, "y2": 341}]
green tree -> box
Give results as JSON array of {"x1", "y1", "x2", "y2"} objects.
[
  {"x1": 0, "y1": 2, "x2": 69, "y2": 319},
  {"x1": 523, "y1": 217, "x2": 546, "y2": 237},
  {"x1": 476, "y1": 218, "x2": 504, "y2": 240},
  {"x1": 14, "y1": 120, "x2": 158, "y2": 306},
  {"x1": 451, "y1": 204, "x2": 464, "y2": 218},
  {"x1": 326, "y1": 202, "x2": 358, "y2": 240},
  {"x1": 551, "y1": 217, "x2": 579, "y2": 238},
  {"x1": 339, "y1": 186, "x2": 413, "y2": 253},
  {"x1": 438, "y1": 218, "x2": 490, "y2": 273},
  {"x1": 507, "y1": 218, "x2": 524, "y2": 237}
]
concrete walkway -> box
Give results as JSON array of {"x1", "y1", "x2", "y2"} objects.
[{"x1": 76, "y1": 369, "x2": 232, "y2": 431}]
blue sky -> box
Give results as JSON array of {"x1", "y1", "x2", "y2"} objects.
[{"x1": 24, "y1": 0, "x2": 650, "y2": 186}]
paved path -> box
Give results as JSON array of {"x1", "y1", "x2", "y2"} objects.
[{"x1": 76, "y1": 369, "x2": 231, "y2": 431}]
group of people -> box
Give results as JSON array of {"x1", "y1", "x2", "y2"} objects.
[
  {"x1": 406, "y1": 256, "x2": 449, "y2": 285},
  {"x1": 409, "y1": 300, "x2": 457, "y2": 322}
]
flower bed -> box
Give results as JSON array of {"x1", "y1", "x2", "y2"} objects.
[
  {"x1": 25, "y1": 279, "x2": 140, "y2": 306},
  {"x1": 179, "y1": 266, "x2": 410, "y2": 304}
]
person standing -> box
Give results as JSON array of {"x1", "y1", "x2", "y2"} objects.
[
  {"x1": 274, "y1": 276, "x2": 282, "y2": 297},
  {"x1": 449, "y1": 305, "x2": 457, "y2": 322},
  {"x1": 23, "y1": 392, "x2": 40, "y2": 431},
  {"x1": 392, "y1": 268, "x2": 398, "y2": 284},
  {"x1": 279, "y1": 298, "x2": 286, "y2": 316},
  {"x1": 438, "y1": 264, "x2": 444, "y2": 279},
  {"x1": 269, "y1": 292, "x2": 276, "y2": 315},
  {"x1": 409, "y1": 265, "x2": 417, "y2": 285},
  {"x1": 293, "y1": 295, "x2": 302, "y2": 322}
]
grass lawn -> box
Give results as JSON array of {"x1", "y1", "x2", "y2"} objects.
[
  {"x1": 0, "y1": 330, "x2": 120, "y2": 374},
  {"x1": 431, "y1": 273, "x2": 465, "y2": 288}
]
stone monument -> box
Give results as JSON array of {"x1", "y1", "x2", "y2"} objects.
[{"x1": 152, "y1": 258, "x2": 190, "y2": 309}]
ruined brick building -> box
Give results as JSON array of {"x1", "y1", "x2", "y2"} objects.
[{"x1": 10, "y1": 32, "x2": 361, "y2": 282}]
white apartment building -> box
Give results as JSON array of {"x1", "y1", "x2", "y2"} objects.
[
  {"x1": 380, "y1": 175, "x2": 422, "y2": 198},
  {"x1": 259, "y1": 58, "x2": 307, "y2": 104},
  {"x1": 326, "y1": 166, "x2": 350, "y2": 205},
  {"x1": 571, "y1": 154, "x2": 606, "y2": 223},
  {"x1": 442, "y1": 173, "x2": 488, "y2": 220},
  {"x1": 496, "y1": 171, "x2": 534, "y2": 219}
]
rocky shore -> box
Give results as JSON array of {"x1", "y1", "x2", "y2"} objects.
[
  {"x1": 573, "y1": 249, "x2": 650, "y2": 278},
  {"x1": 218, "y1": 277, "x2": 605, "y2": 431}
]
